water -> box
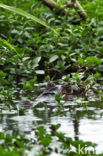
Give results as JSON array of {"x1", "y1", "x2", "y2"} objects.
[{"x1": 0, "y1": 93, "x2": 103, "y2": 154}]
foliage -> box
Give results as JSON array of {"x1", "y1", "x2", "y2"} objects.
[
  {"x1": 0, "y1": 132, "x2": 30, "y2": 156},
  {"x1": 0, "y1": 0, "x2": 103, "y2": 85},
  {"x1": 0, "y1": 4, "x2": 57, "y2": 34},
  {"x1": 0, "y1": 0, "x2": 103, "y2": 155}
]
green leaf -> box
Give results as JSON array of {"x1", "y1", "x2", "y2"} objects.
[
  {"x1": 33, "y1": 57, "x2": 41, "y2": 68},
  {"x1": 37, "y1": 126, "x2": 46, "y2": 135},
  {"x1": 23, "y1": 82, "x2": 33, "y2": 90},
  {"x1": 29, "y1": 76, "x2": 37, "y2": 83},
  {"x1": 86, "y1": 57, "x2": 102, "y2": 67},
  {"x1": 35, "y1": 70, "x2": 45, "y2": 75},
  {"x1": 0, "y1": 4, "x2": 58, "y2": 35},
  {"x1": 78, "y1": 57, "x2": 84, "y2": 65},
  {"x1": 55, "y1": 93, "x2": 63, "y2": 103},
  {"x1": 49, "y1": 55, "x2": 59, "y2": 63},
  {"x1": 0, "y1": 37, "x2": 16, "y2": 52},
  {"x1": 0, "y1": 70, "x2": 6, "y2": 78},
  {"x1": 40, "y1": 134, "x2": 52, "y2": 147},
  {"x1": 0, "y1": 132, "x2": 4, "y2": 139}
]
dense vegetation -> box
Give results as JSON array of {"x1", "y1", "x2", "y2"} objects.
[{"x1": 0, "y1": 0, "x2": 103, "y2": 155}]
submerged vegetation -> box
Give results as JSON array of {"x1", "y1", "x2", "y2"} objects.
[{"x1": 0, "y1": 0, "x2": 103, "y2": 155}]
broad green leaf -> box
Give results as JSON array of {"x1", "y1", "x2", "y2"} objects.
[
  {"x1": 78, "y1": 57, "x2": 84, "y2": 65},
  {"x1": 35, "y1": 70, "x2": 45, "y2": 75},
  {"x1": 29, "y1": 76, "x2": 37, "y2": 83},
  {"x1": 0, "y1": 70, "x2": 6, "y2": 77},
  {"x1": 0, "y1": 132, "x2": 4, "y2": 139},
  {"x1": 0, "y1": 4, "x2": 58, "y2": 35},
  {"x1": 22, "y1": 57, "x2": 30, "y2": 61},
  {"x1": 40, "y1": 134, "x2": 52, "y2": 147},
  {"x1": 33, "y1": 57, "x2": 41, "y2": 64},
  {"x1": 23, "y1": 82, "x2": 33, "y2": 90},
  {"x1": 33, "y1": 57, "x2": 41, "y2": 68},
  {"x1": 49, "y1": 55, "x2": 59, "y2": 63},
  {"x1": 86, "y1": 57, "x2": 102, "y2": 67}
]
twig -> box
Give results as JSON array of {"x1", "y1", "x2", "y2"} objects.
[{"x1": 42, "y1": 0, "x2": 87, "y2": 19}]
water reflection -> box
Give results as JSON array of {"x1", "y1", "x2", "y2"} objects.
[
  {"x1": 0, "y1": 101, "x2": 103, "y2": 153},
  {"x1": 73, "y1": 118, "x2": 79, "y2": 140}
]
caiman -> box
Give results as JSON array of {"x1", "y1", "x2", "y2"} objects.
[
  {"x1": 35, "y1": 81, "x2": 84, "y2": 103},
  {"x1": 18, "y1": 81, "x2": 99, "y2": 108}
]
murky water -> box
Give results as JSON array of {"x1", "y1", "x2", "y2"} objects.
[{"x1": 0, "y1": 91, "x2": 103, "y2": 155}]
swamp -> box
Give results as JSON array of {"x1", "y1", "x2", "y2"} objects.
[{"x1": 0, "y1": 0, "x2": 103, "y2": 155}]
